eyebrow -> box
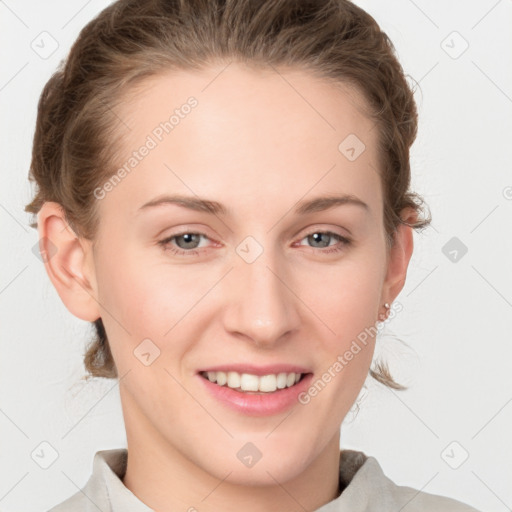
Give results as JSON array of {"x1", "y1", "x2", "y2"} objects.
[{"x1": 138, "y1": 193, "x2": 369, "y2": 216}]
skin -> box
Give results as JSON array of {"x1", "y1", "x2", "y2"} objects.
[{"x1": 38, "y1": 62, "x2": 415, "y2": 512}]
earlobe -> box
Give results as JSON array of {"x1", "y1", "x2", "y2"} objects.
[{"x1": 36, "y1": 202, "x2": 100, "y2": 322}]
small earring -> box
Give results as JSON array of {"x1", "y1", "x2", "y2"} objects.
[{"x1": 378, "y1": 302, "x2": 391, "y2": 322}]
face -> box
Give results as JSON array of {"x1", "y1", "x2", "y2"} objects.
[{"x1": 83, "y1": 63, "x2": 394, "y2": 484}]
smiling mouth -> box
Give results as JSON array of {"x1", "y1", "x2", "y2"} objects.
[{"x1": 199, "y1": 370, "x2": 309, "y2": 394}]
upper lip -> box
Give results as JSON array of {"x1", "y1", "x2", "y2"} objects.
[{"x1": 198, "y1": 364, "x2": 311, "y2": 376}]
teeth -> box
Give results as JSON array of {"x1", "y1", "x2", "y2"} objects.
[
  {"x1": 202, "y1": 371, "x2": 304, "y2": 393},
  {"x1": 227, "y1": 371, "x2": 241, "y2": 389},
  {"x1": 276, "y1": 373, "x2": 288, "y2": 389},
  {"x1": 216, "y1": 371, "x2": 227, "y2": 386}
]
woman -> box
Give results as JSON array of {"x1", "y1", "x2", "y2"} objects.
[{"x1": 26, "y1": 0, "x2": 481, "y2": 510}]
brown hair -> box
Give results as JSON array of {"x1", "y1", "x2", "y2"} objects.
[{"x1": 25, "y1": 0, "x2": 431, "y2": 388}]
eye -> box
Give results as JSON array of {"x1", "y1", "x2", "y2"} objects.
[
  {"x1": 297, "y1": 230, "x2": 351, "y2": 254},
  {"x1": 158, "y1": 232, "x2": 211, "y2": 256}
]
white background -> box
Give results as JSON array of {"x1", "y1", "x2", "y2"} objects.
[{"x1": 1, "y1": 1, "x2": 511, "y2": 511}]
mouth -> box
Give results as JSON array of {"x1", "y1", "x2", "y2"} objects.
[
  {"x1": 199, "y1": 370, "x2": 310, "y2": 394},
  {"x1": 196, "y1": 366, "x2": 315, "y2": 416}
]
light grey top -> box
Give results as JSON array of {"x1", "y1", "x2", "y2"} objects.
[{"x1": 47, "y1": 448, "x2": 481, "y2": 511}]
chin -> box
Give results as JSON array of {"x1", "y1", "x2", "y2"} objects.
[
  {"x1": 210, "y1": 456, "x2": 308, "y2": 487},
  {"x1": 189, "y1": 435, "x2": 318, "y2": 488}
]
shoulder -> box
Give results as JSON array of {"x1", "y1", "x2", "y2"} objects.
[
  {"x1": 47, "y1": 492, "x2": 90, "y2": 512},
  {"x1": 47, "y1": 449, "x2": 130, "y2": 512},
  {"x1": 327, "y1": 449, "x2": 482, "y2": 512}
]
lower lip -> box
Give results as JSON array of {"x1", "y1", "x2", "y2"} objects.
[{"x1": 197, "y1": 373, "x2": 314, "y2": 416}]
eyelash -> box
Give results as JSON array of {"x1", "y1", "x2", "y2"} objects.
[{"x1": 157, "y1": 230, "x2": 352, "y2": 257}]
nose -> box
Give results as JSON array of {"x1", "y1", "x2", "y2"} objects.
[{"x1": 222, "y1": 248, "x2": 300, "y2": 348}]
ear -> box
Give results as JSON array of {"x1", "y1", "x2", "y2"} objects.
[
  {"x1": 381, "y1": 208, "x2": 416, "y2": 305},
  {"x1": 36, "y1": 202, "x2": 100, "y2": 322}
]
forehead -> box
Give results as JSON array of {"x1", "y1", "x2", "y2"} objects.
[
  {"x1": 119, "y1": 62, "x2": 376, "y2": 146},
  {"x1": 101, "y1": 63, "x2": 382, "y2": 220}
]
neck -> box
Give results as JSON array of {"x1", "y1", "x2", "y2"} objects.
[{"x1": 121, "y1": 392, "x2": 342, "y2": 512}]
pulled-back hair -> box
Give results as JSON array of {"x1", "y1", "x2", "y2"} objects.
[{"x1": 26, "y1": 0, "x2": 430, "y2": 388}]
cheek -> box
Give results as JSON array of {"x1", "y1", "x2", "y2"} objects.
[
  {"x1": 299, "y1": 258, "x2": 384, "y2": 422},
  {"x1": 307, "y1": 252, "x2": 386, "y2": 345},
  {"x1": 93, "y1": 247, "x2": 175, "y2": 362},
  {"x1": 96, "y1": 247, "x2": 216, "y2": 373}
]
